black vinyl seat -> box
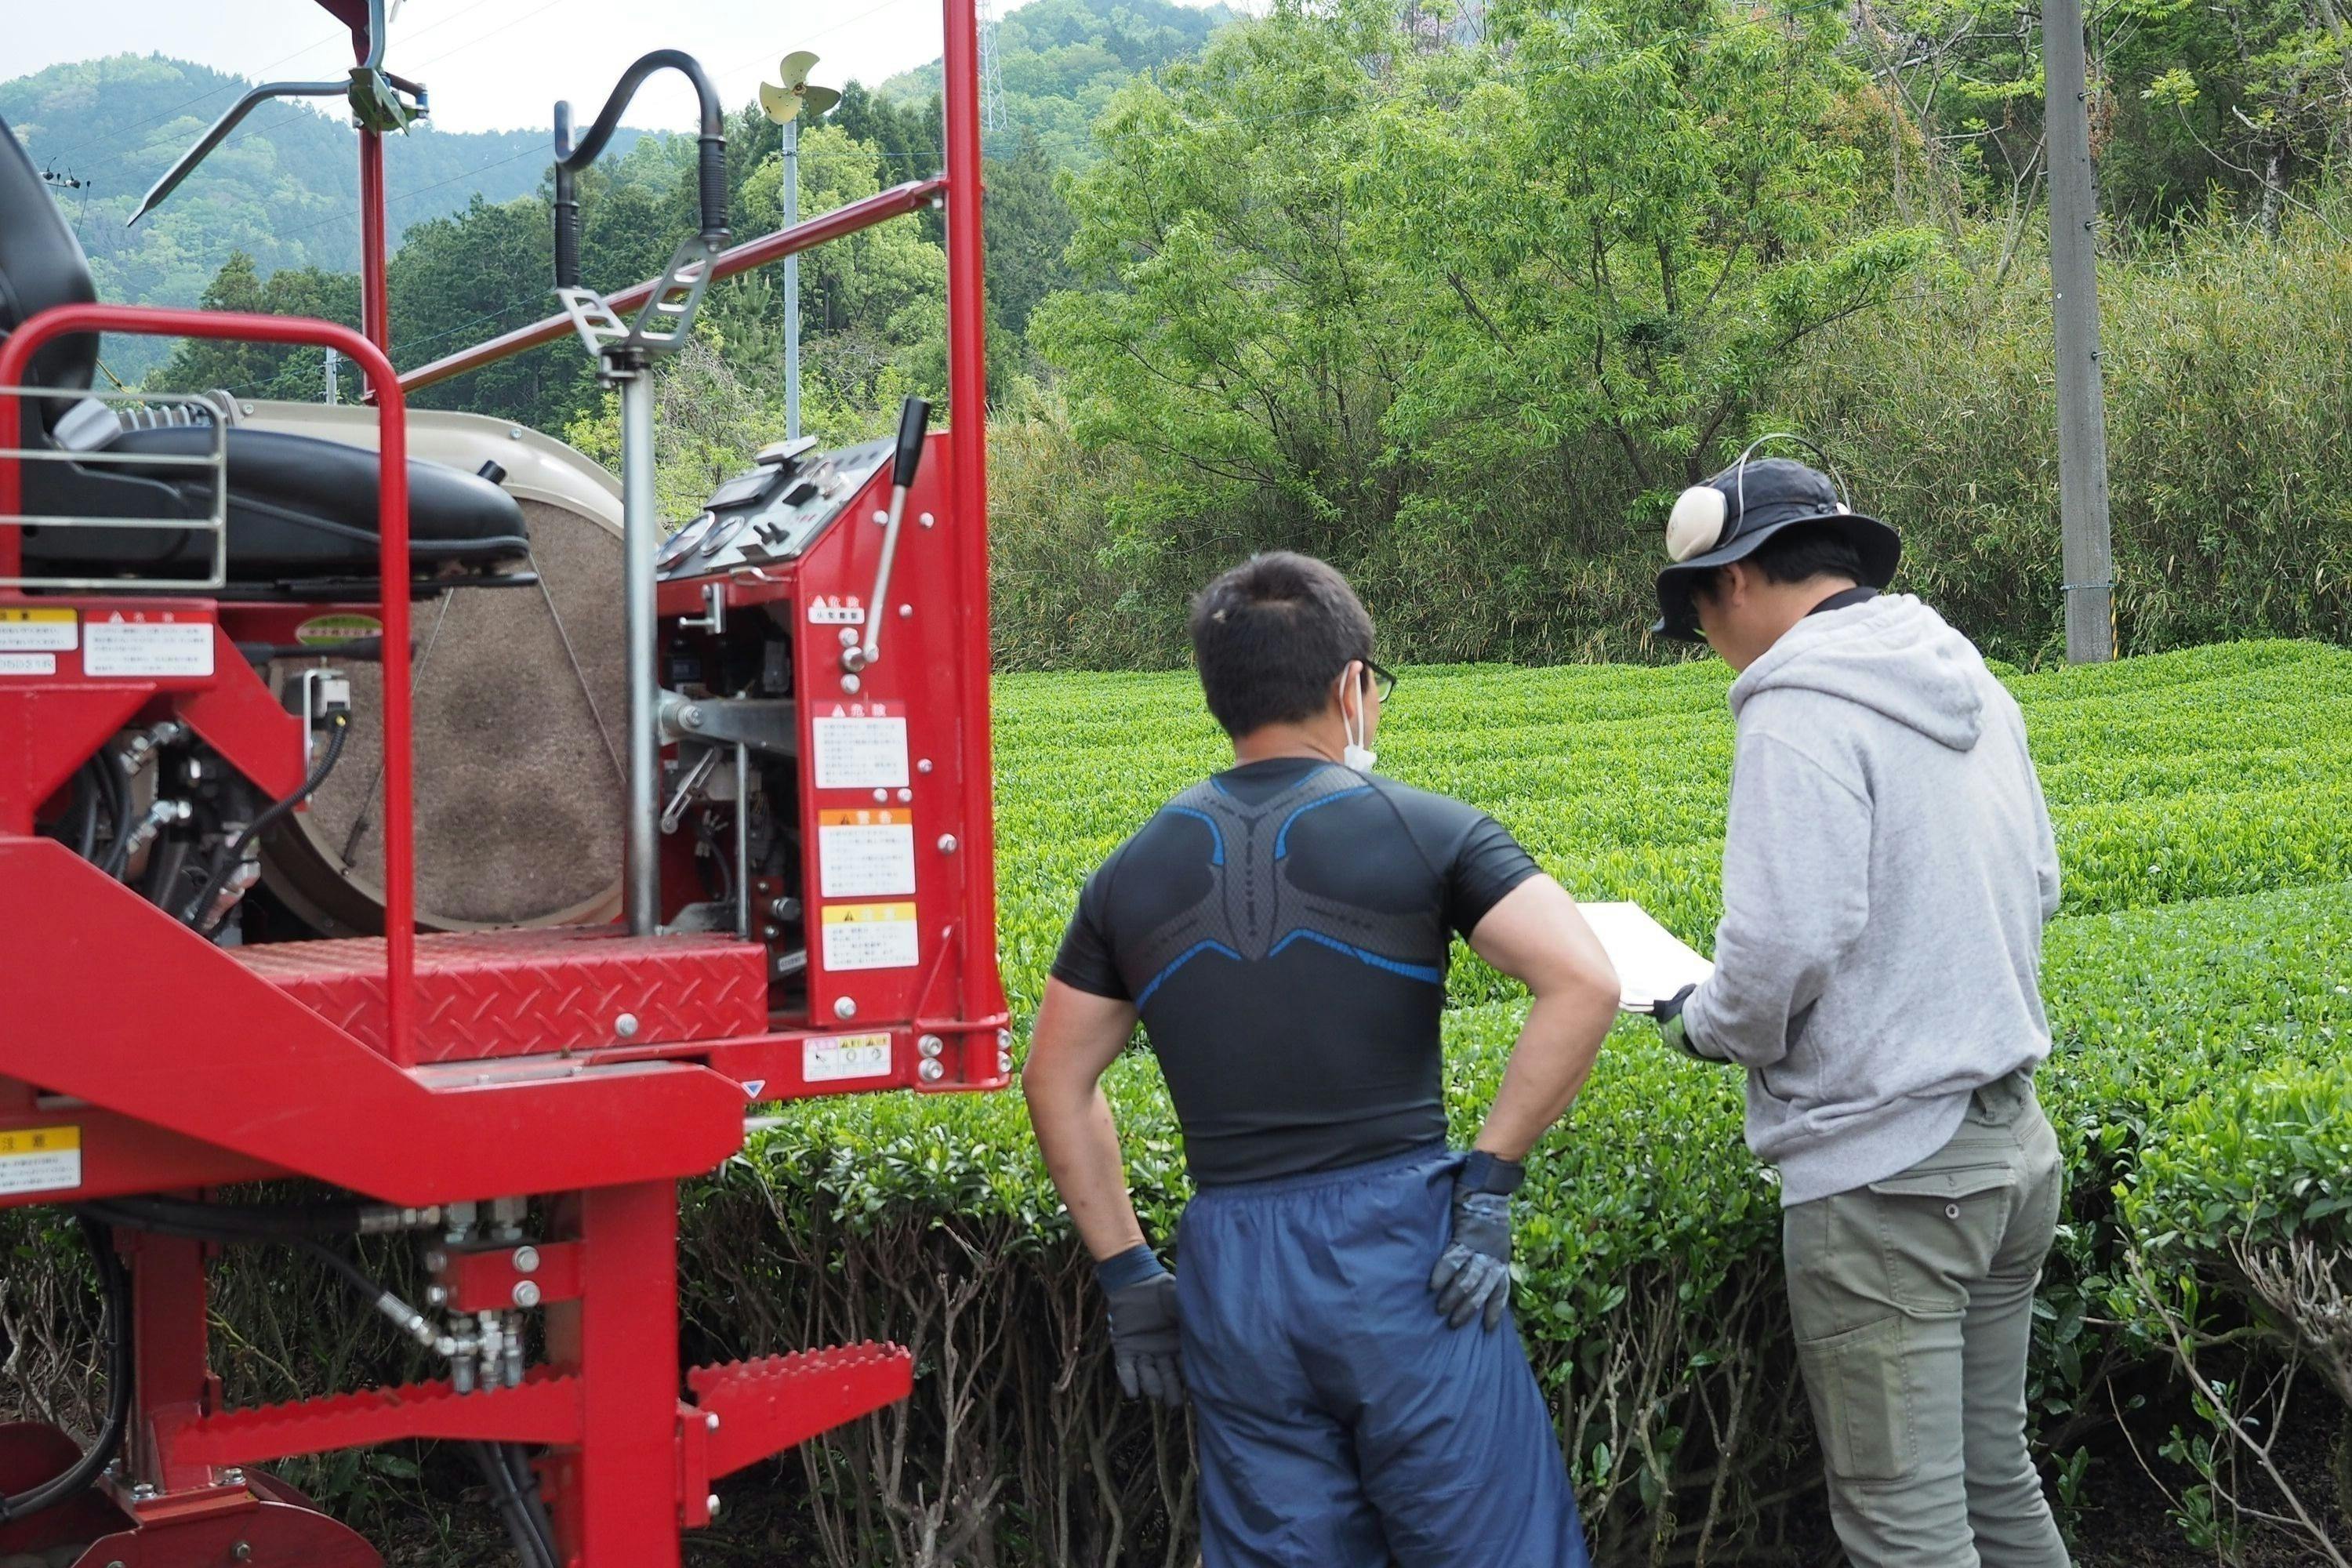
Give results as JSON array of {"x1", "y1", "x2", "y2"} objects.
[
  {"x1": 20, "y1": 426, "x2": 531, "y2": 580},
  {"x1": 2, "y1": 112, "x2": 528, "y2": 588}
]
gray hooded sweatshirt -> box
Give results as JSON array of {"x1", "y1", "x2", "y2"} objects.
[{"x1": 1681, "y1": 593, "x2": 2061, "y2": 1206}]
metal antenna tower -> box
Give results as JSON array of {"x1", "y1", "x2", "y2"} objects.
[{"x1": 977, "y1": 0, "x2": 1005, "y2": 134}]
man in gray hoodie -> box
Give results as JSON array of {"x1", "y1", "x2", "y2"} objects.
[{"x1": 1648, "y1": 452, "x2": 2069, "y2": 1567}]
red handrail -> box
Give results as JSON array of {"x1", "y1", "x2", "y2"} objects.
[
  {"x1": 0, "y1": 304, "x2": 417, "y2": 1065},
  {"x1": 940, "y1": 0, "x2": 1004, "y2": 1022}
]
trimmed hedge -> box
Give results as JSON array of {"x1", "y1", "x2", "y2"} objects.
[{"x1": 681, "y1": 639, "x2": 2352, "y2": 1564}]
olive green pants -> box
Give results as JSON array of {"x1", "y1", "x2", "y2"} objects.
[{"x1": 1783, "y1": 1072, "x2": 2072, "y2": 1567}]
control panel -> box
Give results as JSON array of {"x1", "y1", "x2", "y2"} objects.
[{"x1": 655, "y1": 434, "x2": 895, "y2": 580}]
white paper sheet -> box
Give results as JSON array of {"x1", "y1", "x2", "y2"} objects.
[{"x1": 1579, "y1": 902, "x2": 1715, "y2": 1012}]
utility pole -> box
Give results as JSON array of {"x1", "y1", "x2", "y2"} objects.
[
  {"x1": 2042, "y1": 0, "x2": 2115, "y2": 662},
  {"x1": 784, "y1": 114, "x2": 801, "y2": 441}
]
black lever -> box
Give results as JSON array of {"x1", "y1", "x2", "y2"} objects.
[{"x1": 892, "y1": 397, "x2": 933, "y2": 488}]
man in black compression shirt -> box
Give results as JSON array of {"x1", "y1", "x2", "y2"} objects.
[{"x1": 1024, "y1": 553, "x2": 1621, "y2": 1568}]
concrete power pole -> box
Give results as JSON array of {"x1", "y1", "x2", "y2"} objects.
[{"x1": 2042, "y1": 0, "x2": 2115, "y2": 662}]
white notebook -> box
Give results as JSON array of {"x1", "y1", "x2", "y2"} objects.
[{"x1": 1579, "y1": 902, "x2": 1715, "y2": 1013}]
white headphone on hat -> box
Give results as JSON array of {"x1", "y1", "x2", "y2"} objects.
[{"x1": 1664, "y1": 432, "x2": 1855, "y2": 564}]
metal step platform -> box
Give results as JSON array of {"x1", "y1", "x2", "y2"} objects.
[{"x1": 233, "y1": 925, "x2": 770, "y2": 1061}]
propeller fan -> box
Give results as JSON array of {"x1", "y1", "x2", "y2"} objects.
[{"x1": 759, "y1": 52, "x2": 841, "y2": 125}]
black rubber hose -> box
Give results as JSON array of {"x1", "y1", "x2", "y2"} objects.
[
  {"x1": 471, "y1": 1442, "x2": 558, "y2": 1568},
  {"x1": 183, "y1": 713, "x2": 349, "y2": 934},
  {"x1": 0, "y1": 1218, "x2": 132, "y2": 1523},
  {"x1": 84, "y1": 1195, "x2": 364, "y2": 1241},
  {"x1": 70, "y1": 760, "x2": 100, "y2": 860},
  {"x1": 503, "y1": 1443, "x2": 560, "y2": 1566},
  {"x1": 96, "y1": 746, "x2": 133, "y2": 877}
]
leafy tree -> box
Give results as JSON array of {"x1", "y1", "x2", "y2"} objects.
[
  {"x1": 148, "y1": 253, "x2": 361, "y2": 402},
  {"x1": 982, "y1": 132, "x2": 1078, "y2": 342}
]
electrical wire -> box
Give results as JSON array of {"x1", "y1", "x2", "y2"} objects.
[
  {"x1": 181, "y1": 711, "x2": 350, "y2": 935},
  {"x1": 0, "y1": 1218, "x2": 132, "y2": 1524}
]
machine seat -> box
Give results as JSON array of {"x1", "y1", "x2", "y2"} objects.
[{"x1": 21, "y1": 425, "x2": 530, "y2": 583}]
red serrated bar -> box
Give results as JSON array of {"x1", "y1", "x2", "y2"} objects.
[
  {"x1": 165, "y1": 1369, "x2": 583, "y2": 1468},
  {"x1": 686, "y1": 1342, "x2": 913, "y2": 1479}
]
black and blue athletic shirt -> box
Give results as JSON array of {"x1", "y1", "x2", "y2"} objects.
[{"x1": 1050, "y1": 756, "x2": 1541, "y2": 1186}]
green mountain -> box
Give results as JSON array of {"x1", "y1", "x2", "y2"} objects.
[
  {"x1": 883, "y1": 0, "x2": 1236, "y2": 165},
  {"x1": 0, "y1": 54, "x2": 637, "y2": 376}
]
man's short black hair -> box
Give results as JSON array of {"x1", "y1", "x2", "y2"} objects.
[
  {"x1": 1721, "y1": 522, "x2": 1868, "y2": 590},
  {"x1": 1189, "y1": 552, "x2": 1375, "y2": 739}
]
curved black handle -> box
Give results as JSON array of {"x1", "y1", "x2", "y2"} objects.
[
  {"x1": 892, "y1": 397, "x2": 933, "y2": 489},
  {"x1": 551, "y1": 49, "x2": 730, "y2": 290}
]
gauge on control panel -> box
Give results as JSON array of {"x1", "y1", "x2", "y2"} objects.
[
  {"x1": 657, "y1": 511, "x2": 716, "y2": 571},
  {"x1": 697, "y1": 510, "x2": 754, "y2": 559}
]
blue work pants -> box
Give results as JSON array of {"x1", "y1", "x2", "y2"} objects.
[{"x1": 1176, "y1": 1145, "x2": 1591, "y2": 1568}]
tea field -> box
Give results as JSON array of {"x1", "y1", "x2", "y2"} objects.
[{"x1": 699, "y1": 637, "x2": 2352, "y2": 1565}]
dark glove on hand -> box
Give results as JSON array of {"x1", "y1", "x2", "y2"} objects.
[
  {"x1": 1652, "y1": 983, "x2": 1721, "y2": 1062},
  {"x1": 1099, "y1": 1247, "x2": 1185, "y2": 1408},
  {"x1": 1428, "y1": 1151, "x2": 1521, "y2": 1332}
]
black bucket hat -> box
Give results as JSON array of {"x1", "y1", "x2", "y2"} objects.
[{"x1": 1652, "y1": 442, "x2": 1901, "y2": 642}]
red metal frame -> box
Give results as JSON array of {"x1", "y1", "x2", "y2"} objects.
[
  {"x1": 0, "y1": 0, "x2": 996, "y2": 1555},
  {"x1": 0, "y1": 304, "x2": 419, "y2": 1059}
]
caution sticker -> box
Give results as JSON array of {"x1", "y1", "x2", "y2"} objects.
[
  {"x1": 818, "y1": 808, "x2": 916, "y2": 898},
  {"x1": 0, "y1": 653, "x2": 56, "y2": 676},
  {"x1": 811, "y1": 707, "x2": 909, "y2": 789},
  {"x1": 85, "y1": 617, "x2": 214, "y2": 677},
  {"x1": 807, "y1": 595, "x2": 866, "y2": 626},
  {"x1": 819, "y1": 902, "x2": 920, "y2": 971},
  {"x1": 804, "y1": 1032, "x2": 893, "y2": 1083},
  {"x1": 0, "y1": 1126, "x2": 82, "y2": 1198},
  {"x1": 0, "y1": 608, "x2": 76, "y2": 652}
]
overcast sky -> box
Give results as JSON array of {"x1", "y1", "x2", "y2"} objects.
[{"x1": 13, "y1": 0, "x2": 1170, "y2": 136}]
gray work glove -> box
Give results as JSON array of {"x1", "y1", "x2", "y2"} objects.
[
  {"x1": 1428, "y1": 1151, "x2": 1523, "y2": 1331},
  {"x1": 1099, "y1": 1250, "x2": 1185, "y2": 1408},
  {"x1": 1652, "y1": 983, "x2": 1726, "y2": 1063}
]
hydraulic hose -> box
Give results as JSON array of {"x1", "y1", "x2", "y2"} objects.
[
  {"x1": 550, "y1": 49, "x2": 728, "y2": 289},
  {"x1": 183, "y1": 712, "x2": 350, "y2": 935},
  {"x1": 0, "y1": 1218, "x2": 132, "y2": 1524},
  {"x1": 96, "y1": 746, "x2": 133, "y2": 878}
]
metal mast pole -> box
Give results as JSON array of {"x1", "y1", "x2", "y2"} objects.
[
  {"x1": 2043, "y1": 0, "x2": 2114, "y2": 662},
  {"x1": 784, "y1": 117, "x2": 801, "y2": 441}
]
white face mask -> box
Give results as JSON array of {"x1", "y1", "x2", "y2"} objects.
[{"x1": 1341, "y1": 665, "x2": 1377, "y2": 773}]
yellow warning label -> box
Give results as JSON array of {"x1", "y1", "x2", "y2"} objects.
[
  {"x1": 0, "y1": 608, "x2": 77, "y2": 653},
  {"x1": 821, "y1": 902, "x2": 918, "y2": 925},
  {"x1": 0, "y1": 1125, "x2": 82, "y2": 1198},
  {"x1": 817, "y1": 808, "x2": 909, "y2": 827},
  {"x1": 819, "y1": 902, "x2": 920, "y2": 971},
  {"x1": 0, "y1": 1126, "x2": 79, "y2": 1156}
]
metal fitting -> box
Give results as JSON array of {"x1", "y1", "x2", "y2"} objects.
[
  {"x1": 917, "y1": 1034, "x2": 945, "y2": 1059},
  {"x1": 770, "y1": 896, "x2": 801, "y2": 922},
  {"x1": 998, "y1": 1049, "x2": 1014, "y2": 1077},
  {"x1": 513, "y1": 1281, "x2": 542, "y2": 1308},
  {"x1": 937, "y1": 834, "x2": 958, "y2": 854},
  {"x1": 513, "y1": 1245, "x2": 539, "y2": 1272},
  {"x1": 833, "y1": 996, "x2": 858, "y2": 1020},
  {"x1": 918, "y1": 1059, "x2": 946, "y2": 1083},
  {"x1": 707, "y1": 1494, "x2": 723, "y2": 1517},
  {"x1": 426, "y1": 1285, "x2": 449, "y2": 1307},
  {"x1": 615, "y1": 1012, "x2": 641, "y2": 1039}
]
